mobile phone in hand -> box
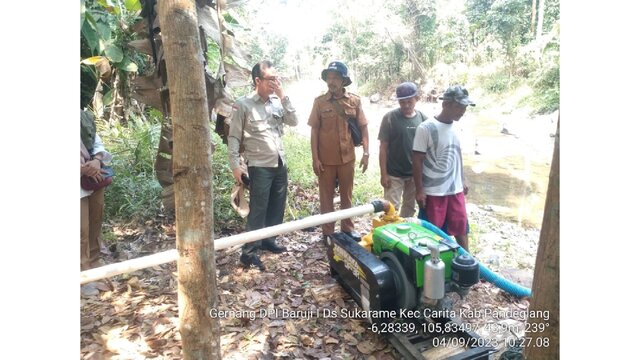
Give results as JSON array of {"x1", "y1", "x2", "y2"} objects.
[{"x1": 241, "y1": 173, "x2": 251, "y2": 188}]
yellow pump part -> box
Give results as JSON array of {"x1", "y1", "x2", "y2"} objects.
[{"x1": 358, "y1": 203, "x2": 406, "y2": 251}]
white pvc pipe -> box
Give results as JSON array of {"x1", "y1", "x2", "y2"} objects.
[
  {"x1": 214, "y1": 204, "x2": 376, "y2": 250},
  {"x1": 81, "y1": 202, "x2": 387, "y2": 284},
  {"x1": 80, "y1": 249, "x2": 179, "y2": 285}
]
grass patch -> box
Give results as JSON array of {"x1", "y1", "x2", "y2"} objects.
[
  {"x1": 212, "y1": 131, "x2": 384, "y2": 225},
  {"x1": 352, "y1": 160, "x2": 383, "y2": 206},
  {"x1": 98, "y1": 118, "x2": 384, "y2": 230},
  {"x1": 210, "y1": 131, "x2": 318, "y2": 228},
  {"x1": 528, "y1": 60, "x2": 559, "y2": 114},
  {"x1": 282, "y1": 132, "x2": 314, "y2": 188},
  {"x1": 211, "y1": 134, "x2": 245, "y2": 232},
  {"x1": 282, "y1": 131, "x2": 317, "y2": 220},
  {"x1": 99, "y1": 114, "x2": 162, "y2": 222}
]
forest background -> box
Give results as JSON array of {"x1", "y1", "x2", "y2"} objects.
[
  {"x1": 79, "y1": 0, "x2": 560, "y2": 230},
  {"x1": 1, "y1": 0, "x2": 638, "y2": 359}
]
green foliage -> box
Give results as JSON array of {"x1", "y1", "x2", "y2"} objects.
[
  {"x1": 283, "y1": 132, "x2": 383, "y2": 218},
  {"x1": 358, "y1": 78, "x2": 392, "y2": 97},
  {"x1": 206, "y1": 38, "x2": 222, "y2": 77},
  {"x1": 434, "y1": 15, "x2": 472, "y2": 65},
  {"x1": 267, "y1": 35, "x2": 289, "y2": 70},
  {"x1": 487, "y1": 0, "x2": 532, "y2": 67},
  {"x1": 245, "y1": 31, "x2": 290, "y2": 75},
  {"x1": 210, "y1": 134, "x2": 244, "y2": 232},
  {"x1": 352, "y1": 163, "x2": 383, "y2": 207},
  {"x1": 99, "y1": 118, "x2": 387, "y2": 229},
  {"x1": 81, "y1": 49, "x2": 99, "y2": 108},
  {"x1": 100, "y1": 111, "x2": 163, "y2": 221},
  {"x1": 480, "y1": 68, "x2": 512, "y2": 94},
  {"x1": 90, "y1": 0, "x2": 562, "y2": 232},
  {"x1": 209, "y1": 130, "x2": 381, "y2": 227},
  {"x1": 398, "y1": 0, "x2": 437, "y2": 68},
  {"x1": 123, "y1": 0, "x2": 141, "y2": 12},
  {"x1": 81, "y1": 0, "x2": 147, "y2": 113},
  {"x1": 316, "y1": 2, "x2": 406, "y2": 88},
  {"x1": 281, "y1": 132, "x2": 315, "y2": 220},
  {"x1": 543, "y1": 0, "x2": 560, "y2": 33},
  {"x1": 81, "y1": 0, "x2": 142, "y2": 71},
  {"x1": 282, "y1": 132, "x2": 314, "y2": 188},
  {"x1": 530, "y1": 63, "x2": 559, "y2": 114},
  {"x1": 529, "y1": 47, "x2": 559, "y2": 113},
  {"x1": 465, "y1": 0, "x2": 493, "y2": 46},
  {"x1": 527, "y1": 22, "x2": 560, "y2": 114}
]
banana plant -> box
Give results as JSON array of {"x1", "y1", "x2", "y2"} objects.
[
  {"x1": 81, "y1": 0, "x2": 143, "y2": 120},
  {"x1": 121, "y1": 0, "x2": 251, "y2": 212}
]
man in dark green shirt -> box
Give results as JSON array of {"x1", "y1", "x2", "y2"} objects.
[{"x1": 378, "y1": 82, "x2": 425, "y2": 217}]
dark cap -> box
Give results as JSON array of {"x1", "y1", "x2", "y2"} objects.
[
  {"x1": 321, "y1": 61, "x2": 352, "y2": 86},
  {"x1": 439, "y1": 85, "x2": 475, "y2": 106},
  {"x1": 396, "y1": 82, "x2": 418, "y2": 100}
]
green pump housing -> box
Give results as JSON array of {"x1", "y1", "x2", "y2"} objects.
[{"x1": 372, "y1": 222, "x2": 459, "y2": 288}]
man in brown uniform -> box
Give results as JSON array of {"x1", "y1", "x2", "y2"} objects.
[{"x1": 308, "y1": 61, "x2": 369, "y2": 242}]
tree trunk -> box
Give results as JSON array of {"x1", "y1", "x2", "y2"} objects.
[
  {"x1": 530, "y1": 0, "x2": 537, "y2": 38},
  {"x1": 536, "y1": 0, "x2": 546, "y2": 40},
  {"x1": 157, "y1": 1, "x2": 221, "y2": 359},
  {"x1": 121, "y1": 71, "x2": 133, "y2": 124},
  {"x1": 156, "y1": 119, "x2": 175, "y2": 213},
  {"x1": 524, "y1": 115, "x2": 559, "y2": 359},
  {"x1": 108, "y1": 70, "x2": 120, "y2": 125}
]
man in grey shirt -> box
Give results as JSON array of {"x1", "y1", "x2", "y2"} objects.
[{"x1": 228, "y1": 61, "x2": 298, "y2": 271}]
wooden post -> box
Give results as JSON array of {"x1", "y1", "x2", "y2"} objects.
[
  {"x1": 524, "y1": 115, "x2": 559, "y2": 359},
  {"x1": 157, "y1": 0, "x2": 220, "y2": 359}
]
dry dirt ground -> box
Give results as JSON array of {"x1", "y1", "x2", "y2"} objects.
[{"x1": 81, "y1": 212, "x2": 535, "y2": 360}]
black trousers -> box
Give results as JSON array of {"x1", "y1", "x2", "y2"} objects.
[{"x1": 243, "y1": 160, "x2": 288, "y2": 256}]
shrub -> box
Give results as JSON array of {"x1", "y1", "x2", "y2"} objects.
[
  {"x1": 99, "y1": 119, "x2": 384, "y2": 230},
  {"x1": 482, "y1": 70, "x2": 511, "y2": 93},
  {"x1": 210, "y1": 134, "x2": 244, "y2": 232},
  {"x1": 529, "y1": 55, "x2": 559, "y2": 114},
  {"x1": 99, "y1": 112, "x2": 163, "y2": 222}
]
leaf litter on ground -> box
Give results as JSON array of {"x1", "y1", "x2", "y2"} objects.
[{"x1": 82, "y1": 215, "x2": 534, "y2": 359}]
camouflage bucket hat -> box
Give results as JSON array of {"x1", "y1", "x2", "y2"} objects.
[{"x1": 440, "y1": 85, "x2": 476, "y2": 106}]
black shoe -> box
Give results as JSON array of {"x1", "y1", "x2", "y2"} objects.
[
  {"x1": 342, "y1": 231, "x2": 362, "y2": 242},
  {"x1": 261, "y1": 241, "x2": 287, "y2": 254},
  {"x1": 239, "y1": 254, "x2": 266, "y2": 271}
]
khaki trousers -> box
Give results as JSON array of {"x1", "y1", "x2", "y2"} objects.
[
  {"x1": 318, "y1": 161, "x2": 355, "y2": 235},
  {"x1": 81, "y1": 188, "x2": 104, "y2": 270},
  {"x1": 383, "y1": 175, "x2": 417, "y2": 218}
]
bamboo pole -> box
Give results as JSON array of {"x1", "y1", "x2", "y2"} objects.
[{"x1": 81, "y1": 201, "x2": 389, "y2": 284}]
